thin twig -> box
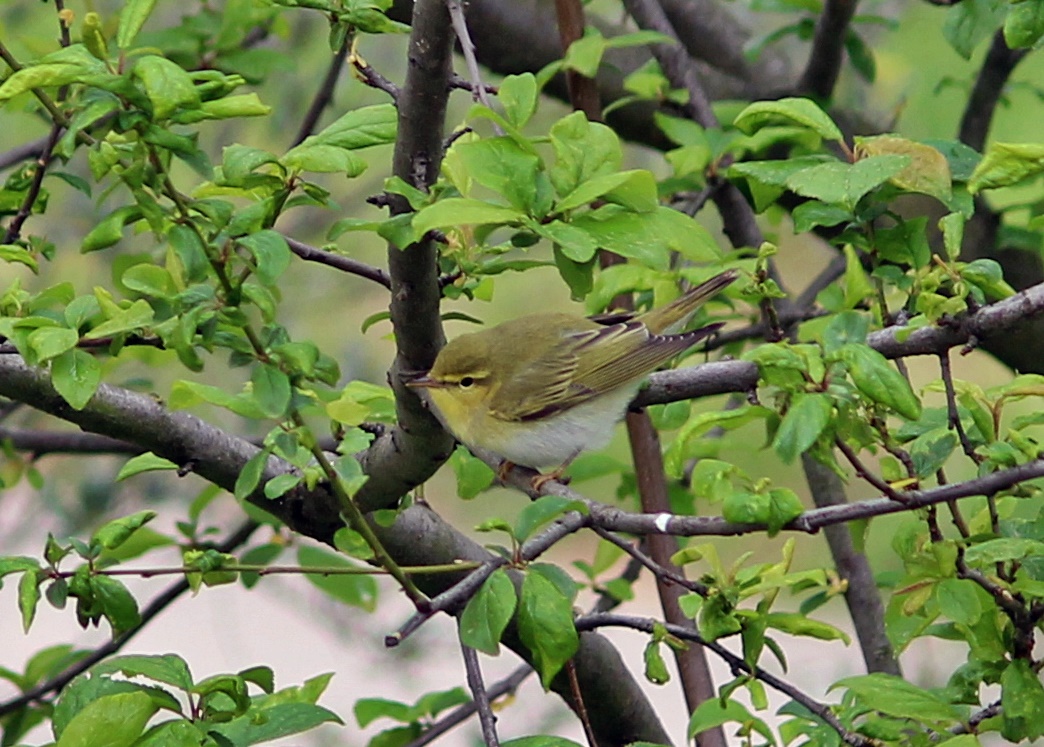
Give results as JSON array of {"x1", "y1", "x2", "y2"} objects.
[
  {"x1": 387, "y1": 559, "x2": 504, "y2": 647},
  {"x1": 575, "y1": 613, "x2": 874, "y2": 747},
  {"x1": 284, "y1": 236, "x2": 391, "y2": 288},
  {"x1": 402, "y1": 665, "x2": 532, "y2": 747},
  {"x1": 566, "y1": 660, "x2": 598, "y2": 747},
  {"x1": 794, "y1": 254, "x2": 848, "y2": 310},
  {"x1": 835, "y1": 438, "x2": 910, "y2": 502},
  {"x1": 0, "y1": 520, "x2": 260, "y2": 717},
  {"x1": 291, "y1": 34, "x2": 351, "y2": 147},
  {"x1": 938, "y1": 352, "x2": 981, "y2": 462},
  {"x1": 448, "y1": 72, "x2": 498, "y2": 96},
  {"x1": 351, "y1": 54, "x2": 400, "y2": 101},
  {"x1": 445, "y1": 0, "x2": 495, "y2": 109},
  {"x1": 592, "y1": 527, "x2": 708, "y2": 596},
  {"x1": 458, "y1": 627, "x2": 500, "y2": 747},
  {"x1": 0, "y1": 136, "x2": 49, "y2": 172}
]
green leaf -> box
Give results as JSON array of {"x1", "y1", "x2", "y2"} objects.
[
  {"x1": 239, "y1": 230, "x2": 291, "y2": 285},
  {"x1": 534, "y1": 221, "x2": 599, "y2": 263},
  {"x1": 968, "y1": 142, "x2": 1044, "y2": 193},
  {"x1": 733, "y1": 97, "x2": 843, "y2": 142},
  {"x1": 548, "y1": 112, "x2": 622, "y2": 198},
  {"x1": 412, "y1": 198, "x2": 524, "y2": 235},
  {"x1": 556, "y1": 170, "x2": 658, "y2": 213},
  {"x1": 297, "y1": 545, "x2": 377, "y2": 611},
  {"x1": 132, "y1": 55, "x2": 200, "y2": 119},
  {"x1": 117, "y1": 0, "x2": 159, "y2": 48},
  {"x1": 92, "y1": 654, "x2": 194, "y2": 691},
  {"x1": 772, "y1": 392, "x2": 832, "y2": 463},
  {"x1": 944, "y1": 0, "x2": 1006, "y2": 58},
  {"x1": 0, "y1": 59, "x2": 103, "y2": 104},
  {"x1": 56, "y1": 691, "x2": 158, "y2": 747},
  {"x1": 939, "y1": 212, "x2": 966, "y2": 260},
  {"x1": 855, "y1": 135, "x2": 952, "y2": 202},
  {"x1": 961, "y1": 258, "x2": 1015, "y2": 298},
  {"x1": 207, "y1": 702, "x2": 343, "y2": 746},
  {"x1": 643, "y1": 640, "x2": 670, "y2": 685},
  {"x1": 908, "y1": 428, "x2": 958, "y2": 478},
  {"x1": 963, "y1": 537, "x2": 1044, "y2": 565},
  {"x1": 513, "y1": 496, "x2": 588, "y2": 542},
  {"x1": 517, "y1": 571, "x2": 579, "y2": 689},
  {"x1": 354, "y1": 698, "x2": 412, "y2": 727},
  {"x1": 834, "y1": 673, "x2": 963, "y2": 723},
  {"x1": 1005, "y1": 0, "x2": 1044, "y2": 48},
  {"x1": 92, "y1": 511, "x2": 158, "y2": 550},
  {"x1": 688, "y1": 698, "x2": 774, "y2": 742},
  {"x1": 250, "y1": 364, "x2": 292, "y2": 418},
  {"x1": 81, "y1": 206, "x2": 143, "y2": 253},
  {"x1": 169, "y1": 380, "x2": 267, "y2": 419},
  {"x1": 116, "y1": 452, "x2": 179, "y2": 481},
  {"x1": 765, "y1": 612, "x2": 850, "y2": 642},
  {"x1": 1001, "y1": 659, "x2": 1044, "y2": 740},
  {"x1": 83, "y1": 299, "x2": 154, "y2": 339},
  {"x1": 51, "y1": 349, "x2": 102, "y2": 410},
  {"x1": 91, "y1": 575, "x2": 141, "y2": 635},
  {"x1": 563, "y1": 31, "x2": 607, "y2": 77},
  {"x1": 876, "y1": 216, "x2": 931, "y2": 269},
  {"x1": 501, "y1": 738, "x2": 584, "y2": 747},
  {"x1": 838, "y1": 344, "x2": 922, "y2": 420},
  {"x1": 264, "y1": 473, "x2": 301, "y2": 500},
  {"x1": 28, "y1": 326, "x2": 80, "y2": 363},
  {"x1": 934, "y1": 578, "x2": 982, "y2": 625},
  {"x1": 19, "y1": 570, "x2": 41, "y2": 632},
  {"x1": 459, "y1": 569, "x2": 517, "y2": 655},
  {"x1": 234, "y1": 449, "x2": 270, "y2": 500},
  {"x1": 307, "y1": 103, "x2": 398, "y2": 150},
  {"x1": 281, "y1": 143, "x2": 365, "y2": 175},
  {"x1": 0, "y1": 556, "x2": 41, "y2": 583},
  {"x1": 449, "y1": 446, "x2": 495, "y2": 499},
  {"x1": 122, "y1": 264, "x2": 176, "y2": 299},
  {"x1": 785, "y1": 155, "x2": 909, "y2": 211},
  {"x1": 455, "y1": 137, "x2": 541, "y2": 212},
  {"x1": 177, "y1": 93, "x2": 270, "y2": 122},
  {"x1": 498, "y1": 73, "x2": 538, "y2": 128}
]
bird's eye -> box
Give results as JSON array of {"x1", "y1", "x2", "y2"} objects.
[{"x1": 459, "y1": 376, "x2": 475, "y2": 388}]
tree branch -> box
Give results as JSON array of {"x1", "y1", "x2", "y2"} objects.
[
  {"x1": 796, "y1": 0, "x2": 860, "y2": 100},
  {"x1": 575, "y1": 613, "x2": 874, "y2": 747},
  {"x1": 355, "y1": 0, "x2": 458, "y2": 512},
  {"x1": 801, "y1": 455, "x2": 900, "y2": 675},
  {"x1": 0, "y1": 519, "x2": 259, "y2": 718},
  {"x1": 284, "y1": 236, "x2": 391, "y2": 289},
  {"x1": 291, "y1": 33, "x2": 350, "y2": 148},
  {"x1": 958, "y1": 30, "x2": 1028, "y2": 152}
]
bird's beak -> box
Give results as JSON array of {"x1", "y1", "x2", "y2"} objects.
[{"x1": 403, "y1": 372, "x2": 446, "y2": 389}]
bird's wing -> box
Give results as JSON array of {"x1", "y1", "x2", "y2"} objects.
[
  {"x1": 486, "y1": 327, "x2": 593, "y2": 422},
  {"x1": 488, "y1": 321, "x2": 721, "y2": 422}
]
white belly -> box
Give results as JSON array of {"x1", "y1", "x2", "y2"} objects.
[{"x1": 479, "y1": 384, "x2": 640, "y2": 468}]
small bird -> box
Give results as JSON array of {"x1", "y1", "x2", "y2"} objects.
[{"x1": 406, "y1": 269, "x2": 739, "y2": 486}]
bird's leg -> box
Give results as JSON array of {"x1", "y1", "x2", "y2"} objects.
[
  {"x1": 496, "y1": 459, "x2": 517, "y2": 483},
  {"x1": 530, "y1": 448, "x2": 581, "y2": 492}
]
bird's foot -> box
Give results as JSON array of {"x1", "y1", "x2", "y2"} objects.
[
  {"x1": 496, "y1": 459, "x2": 517, "y2": 483},
  {"x1": 530, "y1": 467, "x2": 571, "y2": 492}
]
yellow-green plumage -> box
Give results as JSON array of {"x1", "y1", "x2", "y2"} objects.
[{"x1": 408, "y1": 269, "x2": 738, "y2": 471}]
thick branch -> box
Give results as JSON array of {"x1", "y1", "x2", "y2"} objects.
[
  {"x1": 801, "y1": 455, "x2": 900, "y2": 675},
  {"x1": 958, "y1": 31, "x2": 1028, "y2": 152},
  {"x1": 796, "y1": 0, "x2": 860, "y2": 100},
  {"x1": 355, "y1": 0, "x2": 458, "y2": 512}
]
